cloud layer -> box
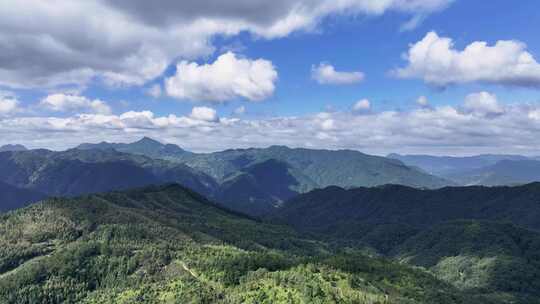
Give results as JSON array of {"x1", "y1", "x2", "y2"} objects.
[
  {"x1": 0, "y1": 0, "x2": 452, "y2": 89},
  {"x1": 395, "y1": 31, "x2": 540, "y2": 88},
  {"x1": 2, "y1": 92, "x2": 540, "y2": 156}
]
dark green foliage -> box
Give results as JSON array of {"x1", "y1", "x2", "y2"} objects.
[
  {"x1": 274, "y1": 184, "x2": 540, "y2": 302},
  {"x1": 275, "y1": 183, "x2": 540, "y2": 232}
]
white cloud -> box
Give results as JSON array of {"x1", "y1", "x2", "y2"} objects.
[
  {"x1": 4, "y1": 93, "x2": 540, "y2": 155},
  {"x1": 353, "y1": 99, "x2": 371, "y2": 111},
  {"x1": 40, "y1": 93, "x2": 112, "y2": 114},
  {"x1": 165, "y1": 52, "x2": 277, "y2": 102},
  {"x1": 463, "y1": 91, "x2": 504, "y2": 116},
  {"x1": 190, "y1": 106, "x2": 219, "y2": 122},
  {"x1": 395, "y1": 31, "x2": 540, "y2": 88},
  {"x1": 312, "y1": 63, "x2": 365, "y2": 85},
  {"x1": 0, "y1": 1, "x2": 453, "y2": 89},
  {"x1": 417, "y1": 96, "x2": 429, "y2": 107},
  {"x1": 145, "y1": 84, "x2": 162, "y2": 98}
]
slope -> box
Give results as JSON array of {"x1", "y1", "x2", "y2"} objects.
[{"x1": 0, "y1": 184, "x2": 476, "y2": 304}]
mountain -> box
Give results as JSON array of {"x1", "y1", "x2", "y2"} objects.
[
  {"x1": 77, "y1": 137, "x2": 190, "y2": 160},
  {"x1": 388, "y1": 153, "x2": 529, "y2": 176},
  {"x1": 0, "y1": 181, "x2": 45, "y2": 212},
  {"x1": 81, "y1": 137, "x2": 452, "y2": 185},
  {"x1": 447, "y1": 159, "x2": 540, "y2": 186},
  {"x1": 391, "y1": 220, "x2": 540, "y2": 299},
  {"x1": 0, "y1": 148, "x2": 217, "y2": 198},
  {"x1": 275, "y1": 183, "x2": 540, "y2": 233},
  {"x1": 0, "y1": 184, "x2": 478, "y2": 304},
  {"x1": 0, "y1": 144, "x2": 27, "y2": 152},
  {"x1": 273, "y1": 184, "x2": 540, "y2": 302},
  {"x1": 215, "y1": 159, "x2": 317, "y2": 215}
]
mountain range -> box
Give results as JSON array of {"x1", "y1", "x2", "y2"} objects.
[
  {"x1": 0, "y1": 184, "x2": 521, "y2": 304},
  {"x1": 389, "y1": 153, "x2": 540, "y2": 186}
]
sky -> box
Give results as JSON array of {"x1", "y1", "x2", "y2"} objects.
[{"x1": 1, "y1": 0, "x2": 540, "y2": 155}]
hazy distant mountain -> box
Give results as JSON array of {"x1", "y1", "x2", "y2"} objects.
[
  {"x1": 388, "y1": 153, "x2": 529, "y2": 176},
  {"x1": 77, "y1": 137, "x2": 190, "y2": 160},
  {"x1": 447, "y1": 159, "x2": 540, "y2": 186},
  {"x1": 0, "y1": 181, "x2": 45, "y2": 212},
  {"x1": 0, "y1": 144, "x2": 27, "y2": 152}
]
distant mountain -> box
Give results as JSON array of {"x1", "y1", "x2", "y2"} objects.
[
  {"x1": 0, "y1": 181, "x2": 45, "y2": 212},
  {"x1": 388, "y1": 153, "x2": 529, "y2": 176},
  {"x1": 0, "y1": 184, "x2": 476, "y2": 304},
  {"x1": 75, "y1": 138, "x2": 454, "y2": 215},
  {"x1": 447, "y1": 159, "x2": 540, "y2": 186},
  {"x1": 77, "y1": 137, "x2": 190, "y2": 160},
  {"x1": 0, "y1": 148, "x2": 217, "y2": 198},
  {"x1": 0, "y1": 144, "x2": 27, "y2": 152}
]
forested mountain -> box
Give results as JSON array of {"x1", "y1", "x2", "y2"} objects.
[
  {"x1": 0, "y1": 184, "x2": 478, "y2": 304},
  {"x1": 388, "y1": 153, "x2": 529, "y2": 176},
  {"x1": 273, "y1": 183, "x2": 540, "y2": 302},
  {"x1": 275, "y1": 183, "x2": 540, "y2": 232},
  {"x1": 0, "y1": 181, "x2": 45, "y2": 212},
  {"x1": 77, "y1": 137, "x2": 190, "y2": 160},
  {"x1": 80, "y1": 138, "x2": 451, "y2": 187},
  {"x1": 446, "y1": 159, "x2": 540, "y2": 186},
  {"x1": 0, "y1": 149, "x2": 217, "y2": 198}
]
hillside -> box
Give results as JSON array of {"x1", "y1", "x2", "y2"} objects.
[
  {"x1": 0, "y1": 149, "x2": 217, "y2": 198},
  {"x1": 0, "y1": 184, "x2": 476, "y2": 304},
  {"x1": 0, "y1": 181, "x2": 45, "y2": 212},
  {"x1": 0, "y1": 144, "x2": 27, "y2": 152},
  {"x1": 273, "y1": 184, "x2": 540, "y2": 302},
  {"x1": 77, "y1": 137, "x2": 190, "y2": 160},
  {"x1": 275, "y1": 183, "x2": 540, "y2": 232},
  {"x1": 447, "y1": 160, "x2": 540, "y2": 186}
]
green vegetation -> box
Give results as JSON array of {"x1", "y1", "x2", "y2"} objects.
[
  {"x1": 0, "y1": 184, "x2": 482, "y2": 304},
  {"x1": 273, "y1": 184, "x2": 540, "y2": 302},
  {"x1": 0, "y1": 181, "x2": 45, "y2": 212}
]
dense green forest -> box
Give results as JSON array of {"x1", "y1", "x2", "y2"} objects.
[{"x1": 0, "y1": 184, "x2": 498, "y2": 304}]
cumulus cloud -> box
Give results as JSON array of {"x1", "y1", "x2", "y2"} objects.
[
  {"x1": 40, "y1": 93, "x2": 112, "y2": 114},
  {"x1": 395, "y1": 31, "x2": 540, "y2": 88},
  {"x1": 165, "y1": 52, "x2": 277, "y2": 102},
  {"x1": 312, "y1": 63, "x2": 365, "y2": 85},
  {"x1": 463, "y1": 91, "x2": 504, "y2": 116},
  {"x1": 353, "y1": 99, "x2": 371, "y2": 111},
  {"x1": 190, "y1": 106, "x2": 219, "y2": 122},
  {"x1": 0, "y1": 0, "x2": 453, "y2": 89}
]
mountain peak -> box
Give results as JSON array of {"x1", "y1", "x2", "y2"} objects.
[{"x1": 134, "y1": 136, "x2": 163, "y2": 146}]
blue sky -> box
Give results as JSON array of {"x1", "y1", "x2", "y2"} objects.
[{"x1": 1, "y1": 0, "x2": 540, "y2": 155}]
